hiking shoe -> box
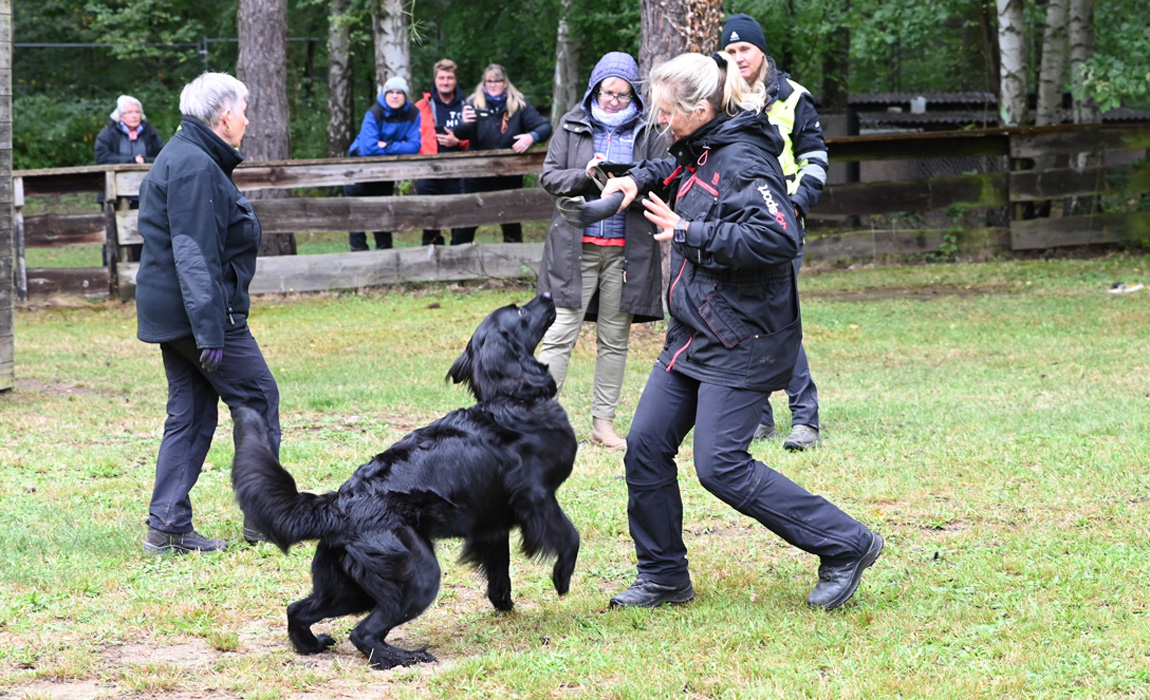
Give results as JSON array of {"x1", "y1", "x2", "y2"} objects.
[
  {"x1": 144, "y1": 528, "x2": 228, "y2": 555},
  {"x1": 783, "y1": 424, "x2": 821, "y2": 451},
  {"x1": 806, "y1": 532, "x2": 884, "y2": 610},
  {"x1": 242, "y1": 516, "x2": 267, "y2": 545},
  {"x1": 609, "y1": 577, "x2": 695, "y2": 608},
  {"x1": 753, "y1": 423, "x2": 778, "y2": 441}
]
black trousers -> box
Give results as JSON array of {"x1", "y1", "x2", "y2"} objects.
[
  {"x1": 455, "y1": 175, "x2": 524, "y2": 244},
  {"x1": 415, "y1": 177, "x2": 467, "y2": 246},
  {"x1": 344, "y1": 180, "x2": 394, "y2": 250},
  {"x1": 147, "y1": 326, "x2": 280, "y2": 534},
  {"x1": 623, "y1": 362, "x2": 871, "y2": 586}
]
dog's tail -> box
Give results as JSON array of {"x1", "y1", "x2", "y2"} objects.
[{"x1": 231, "y1": 406, "x2": 339, "y2": 553}]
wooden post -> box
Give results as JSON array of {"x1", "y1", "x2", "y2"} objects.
[
  {"x1": 0, "y1": 0, "x2": 14, "y2": 392},
  {"x1": 14, "y1": 176, "x2": 24, "y2": 302}
]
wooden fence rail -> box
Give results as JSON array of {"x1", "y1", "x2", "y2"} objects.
[{"x1": 13, "y1": 122, "x2": 1150, "y2": 299}]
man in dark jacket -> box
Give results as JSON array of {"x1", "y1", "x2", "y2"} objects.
[
  {"x1": 414, "y1": 59, "x2": 469, "y2": 246},
  {"x1": 137, "y1": 71, "x2": 280, "y2": 555},
  {"x1": 723, "y1": 13, "x2": 828, "y2": 451}
]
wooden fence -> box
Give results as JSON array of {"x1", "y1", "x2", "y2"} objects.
[{"x1": 13, "y1": 122, "x2": 1150, "y2": 300}]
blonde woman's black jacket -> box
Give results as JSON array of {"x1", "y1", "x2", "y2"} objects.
[
  {"x1": 628, "y1": 109, "x2": 802, "y2": 392},
  {"x1": 136, "y1": 116, "x2": 261, "y2": 349}
]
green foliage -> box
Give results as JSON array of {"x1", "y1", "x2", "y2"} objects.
[
  {"x1": 13, "y1": 94, "x2": 107, "y2": 170},
  {"x1": 1076, "y1": 15, "x2": 1150, "y2": 111}
]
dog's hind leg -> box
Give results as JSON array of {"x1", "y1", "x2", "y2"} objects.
[
  {"x1": 515, "y1": 493, "x2": 580, "y2": 596},
  {"x1": 347, "y1": 528, "x2": 441, "y2": 670},
  {"x1": 461, "y1": 532, "x2": 514, "y2": 611},
  {"x1": 287, "y1": 543, "x2": 373, "y2": 654}
]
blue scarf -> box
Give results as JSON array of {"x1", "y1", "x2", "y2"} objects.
[{"x1": 591, "y1": 102, "x2": 639, "y2": 129}]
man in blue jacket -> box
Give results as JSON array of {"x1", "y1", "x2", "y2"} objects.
[{"x1": 345, "y1": 75, "x2": 422, "y2": 250}]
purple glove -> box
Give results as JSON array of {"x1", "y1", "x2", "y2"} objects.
[{"x1": 199, "y1": 348, "x2": 224, "y2": 373}]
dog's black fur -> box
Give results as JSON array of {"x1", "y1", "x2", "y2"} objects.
[{"x1": 231, "y1": 294, "x2": 579, "y2": 670}]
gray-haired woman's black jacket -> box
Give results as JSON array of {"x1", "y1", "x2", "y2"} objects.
[
  {"x1": 136, "y1": 116, "x2": 261, "y2": 349},
  {"x1": 95, "y1": 119, "x2": 165, "y2": 165},
  {"x1": 629, "y1": 109, "x2": 802, "y2": 392}
]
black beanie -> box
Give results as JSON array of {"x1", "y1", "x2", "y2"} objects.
[{"x1": 721, "y1": 13, "x2": 768, "y2": 55}]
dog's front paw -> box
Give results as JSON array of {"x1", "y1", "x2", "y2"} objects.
[
  {"x1": 488, "y1": 589, "x2": 515, "y2": 612},
  {"x1": 552, "y1": 556, "x2": 576, "y2": 596}
]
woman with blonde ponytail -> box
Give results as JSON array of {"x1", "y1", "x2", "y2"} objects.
[{"x1": 595, "y1": 52, "x2": 883, "y2": 612}]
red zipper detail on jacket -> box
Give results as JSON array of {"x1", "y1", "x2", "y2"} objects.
[
  {"x1": 667, "y1": 336, "x2": 692, "y2": 372},
  {"x1": 665, "y1": 258, "x2": 690, "y2": 372},
  {"x1": 662, "y1": 165, "x2": 684, "y2": 187}
]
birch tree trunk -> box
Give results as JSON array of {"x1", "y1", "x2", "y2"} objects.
[
  {"x1": 372, "y1": 0, "x2": 411, "y2": 93},
  {"x1": 326, "y1": 0, "x2": 354, "y2": 159},
  {"x1": 237, "y1": 0, "x2": 296, "y2": 255},
  {"x1": 1068, "y1": 0, "x2": 1100, "y2": 125},
  {"x1": 550, "y1": 0, "x2": 582, "y2": 130},
  {"x1": 1035, "y1": 0, "x2": 1068, "y2": 127},
  {"x1": 995, "y1": 0, "x2": 1027, "y2": 127}
]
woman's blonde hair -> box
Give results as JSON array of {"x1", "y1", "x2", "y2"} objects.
[
  {"x1": 470, "y1": 64, "x2": 527, "y2": 117},
  {"x1": 646, "y1": 52, "x2": 764, "y2": 133}
]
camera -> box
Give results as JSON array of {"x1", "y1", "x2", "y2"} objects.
[{"x1": 474, "y1": 108, "x2": 494, "y2": 119}]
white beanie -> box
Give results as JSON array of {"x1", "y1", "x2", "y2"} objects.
[{"x1": 382, "y1": 76, "x2": 409, "y2": 97}]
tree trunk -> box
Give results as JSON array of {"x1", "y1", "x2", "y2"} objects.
[
  {"x1": 327, "y1": 0, "x2": 355, "y2": 159},
  {"x1": 639, "y1": 0, "x2": 723, "y2": 88},
  {"x1": 1068, "y1": 0, "x2": 1099, "y2": 125},
  {"x1": 550, "y1": 0, "x2": 581, "y2": 130},
  {"x1": 372, "y1": 0, "x2": 411, "y2": 93},
  {"x1": 995, "y1": 0, "x2": 1027, "y2": 127},
  {"x1": 1035, "y1": 0, "x2": 1068, "y2": 127},
  {"x1": 237, "y1": 0, "x2": 296, "y2": 256},
  {"x1": 639, "y1": 0, "x2": 722, "y2": 310}
]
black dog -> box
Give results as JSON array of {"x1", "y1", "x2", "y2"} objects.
[{"x1": 231, "y1": 293, "x2": 579, "y2": 670}]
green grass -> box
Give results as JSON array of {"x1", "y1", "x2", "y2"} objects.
[{"x1": 2, "y1": 255, "x2": 1150, "y2": 698}]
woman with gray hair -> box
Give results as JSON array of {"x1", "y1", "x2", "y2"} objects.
[
  {"x1": 135, "y1": 71, "x2": 281, "y2": 555},
  {"x1": 95, "y1": 94, "x2": 165, "y2": 166}
]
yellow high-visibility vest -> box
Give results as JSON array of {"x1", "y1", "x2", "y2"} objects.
[{"x1": 766, "y1": 79, "x2": 808, "y2": 196}]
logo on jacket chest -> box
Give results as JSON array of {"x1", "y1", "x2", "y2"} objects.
[{"x1": 757, "y1": 183, "x2": 788, "y2": 230}]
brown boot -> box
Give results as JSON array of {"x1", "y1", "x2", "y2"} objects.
[{"x1": 591, "y1": 417, "x2": 627, "y2": 450}]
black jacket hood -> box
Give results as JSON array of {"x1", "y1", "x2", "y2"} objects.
[{"x1": 669, "y1": 108, "x2": 784, "y2": 165}]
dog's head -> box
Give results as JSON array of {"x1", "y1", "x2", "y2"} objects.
[{"x1": 447, "y1": 293, "x2": 558, "y2": 402}]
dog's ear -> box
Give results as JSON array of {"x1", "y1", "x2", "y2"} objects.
[{"x1": 447, "y1": 335, "x2": 480, "y2": 399}]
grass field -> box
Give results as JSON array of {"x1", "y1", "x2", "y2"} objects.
[{"x1": 2, "y1": 254, "x2": 1149, "y2": 699}]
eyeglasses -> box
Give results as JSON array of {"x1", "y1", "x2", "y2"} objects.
[
  {"x1": 385, "y1": 90, "x2": 405, "y2": 96},
  {"x1": 484, "y1": 78, "x2": 506, "y2": 85},
  {"x1": 598, "y1": 90, "x2": 633, "y2": 104}
]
